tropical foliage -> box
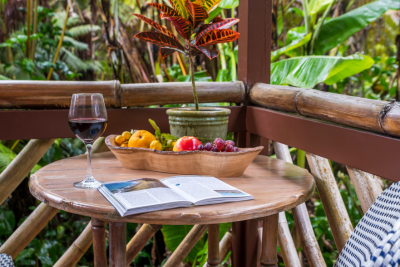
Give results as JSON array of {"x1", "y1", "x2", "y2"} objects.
[{"x1": 0, "y1": 0, "x2": 399, "y2": 266}]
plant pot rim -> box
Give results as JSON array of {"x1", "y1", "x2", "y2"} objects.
[{"x1": 166, "y1": 107, "x2": 231, "y2": 117}]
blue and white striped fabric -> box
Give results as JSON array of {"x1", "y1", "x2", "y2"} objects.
[
  {"x1": 335, "y1": 182, "x2": 400, "y2": 267},
  {"x1": 0, "y1": 254, "x2": 14, "y2": 267}
]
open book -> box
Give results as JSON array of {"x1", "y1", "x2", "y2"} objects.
[{"x1": 98, "y1": 175, "x2": 254, "y2": 217}]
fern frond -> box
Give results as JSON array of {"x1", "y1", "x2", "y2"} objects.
[
  {"x1": 68, "y1": 25, "x2": 101, "y2": 38},
  {"x1": 58, "y1": 35, "x2": 89, "y2": 50},
  {"x1": 60, "y1": 47, "x2": 88, "y2": 72}
]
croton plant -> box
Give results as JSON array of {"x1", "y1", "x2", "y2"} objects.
[{"x1": 133, "y1": 0, "x2": 240, "y2": 111}]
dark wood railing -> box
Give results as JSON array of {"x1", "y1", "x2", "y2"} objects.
[{"x1": 0, "y1": 79, "x2": 396, "y2": 267}]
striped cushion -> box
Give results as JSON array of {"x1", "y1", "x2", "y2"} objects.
[
  {"x1": 0, "y1": 253, "x2": 14, "y2": 267},
  {"x1": 335, "y1": 182, "x2": 400, "y2": 267}
]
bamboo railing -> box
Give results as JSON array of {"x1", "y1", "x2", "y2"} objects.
[{"x1": 1, "y1": 80, "x2": 400, "y2": 266}]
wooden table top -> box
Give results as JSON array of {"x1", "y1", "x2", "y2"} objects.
[{"x1": 30, "y1": 152, "x2": 315, "y2": 225}]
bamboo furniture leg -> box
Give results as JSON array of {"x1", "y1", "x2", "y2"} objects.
[
  {"x1": 260, "y1": 214, "x2": 279, "y2": 267},
  {"x1": 54, "y1": 221, "x2": 94, "y2": 267},
  {"x1": 202, "y1": 230, "x2": 232, "y2": 267},
  {"x1": 207, "y1": 224, "x2": 220, "y2": 267},
  {"x1": 126, "y1": 224, "x2": 162, "y2": 266},
  {"x1": 109, "y1": 222, "x2": 127, "y2": 267},
  {"x1": 92, "y1": 218, "x2": 107, "y2": 267},
  {"x1": 306, "y1": 153, "x2": 353, "y2": 252},
  {"x1": 0, "y1": 203, "x2": 58, "y2": 259},
  {"x1": 163, "y1": 225, "x2": 208, "y2": 267},
  {"x1": 273, "y1": 141, "x2": 326, "y2": 267},
  {"x1": 346, "y1": 166, "x2": 382, "y2": 213}
]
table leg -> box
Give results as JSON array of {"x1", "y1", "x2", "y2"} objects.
[
  {"x1": 260, "y1": 214, "x2": 279, "y2": 267},
  {"x1": 109, "y1": 222, "x2": 126, "y2": 267},
  {"x1": 91, "y1": 218, "x2": 107, "y2": 267},
  {"x1": 207, "y1": 224, "x2": 220, "y2": 267},
  {"x1": 232, "y1": 220, "x2": 259, "y2": 267}
]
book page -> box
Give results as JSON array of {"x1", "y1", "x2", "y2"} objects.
[
  {"x1": 104, "y1": 178, "x2": 190, "y2": 209},
  {"x1": 161, "y1": 175, "x2": 251, "y2": 203}
]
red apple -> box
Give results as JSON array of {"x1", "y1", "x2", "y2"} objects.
[{"x1": 173, "y1": 136, "x2": 202, "y2": 151}]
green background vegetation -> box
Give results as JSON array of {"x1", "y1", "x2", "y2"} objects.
[{"x1": 0, "y1": 0, "x2": 399, "y2": 266}]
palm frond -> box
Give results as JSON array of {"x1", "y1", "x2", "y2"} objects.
[{"x1": 68, "y1": 24, "x2": 101, "y2": 38}]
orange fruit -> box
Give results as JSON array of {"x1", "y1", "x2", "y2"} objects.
[
  {"x1": 128, "y1": 130, "x2": 156, "y2": 148},
  {"x1": 115, "y1": 135, "x2": 125, "y2": 145},
  {"x1": 121, "y1": 142, "x2": 128, "y2": 147},
  {"x1": 150, "y1": 140, "x2": 162, "y2": 150},
  {"x1": 122, "y1": 131, "x2": 131, "y2": 140}
]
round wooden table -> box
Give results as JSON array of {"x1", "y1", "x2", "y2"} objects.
[{"x1": 30, "y1": 152, "x2": 315, "y2": 267}]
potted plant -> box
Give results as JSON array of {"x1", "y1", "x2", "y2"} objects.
[{"x1": 133, "y1": 0, "x2": 239, "y2": 141}]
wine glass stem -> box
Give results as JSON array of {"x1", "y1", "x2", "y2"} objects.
[{"x1": 86, "y1": 144, "x2": 94, "y2": 181}]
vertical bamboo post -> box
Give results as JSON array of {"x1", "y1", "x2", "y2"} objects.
[
  {"x1": 163, "y1": 225, "x2": 207, "y2": 267},
  {"x1": 0, "y1": 203, "x2": 58, "y2": 259},
  {"x1": 54, "y1": 221, "x2": 94, "y2": 267},
  {"x1": 207, "y1": 224, "x2": 220, "y2": 267},
  {"x1": 126, "y1": 224, "x2": 162, "y2": 266},
  {"x1": 109, "y1": 222, "x2": 127, "y2": 267},
  {"x1": 273, "y1": 142, "x2": 326, "y2": 267},
  {"x1": 92, "y1": 218, "x2": 107, "y2": 267},
  {"x1": 0, "y1": 138, "x2": 55, "y2": 206},
  {"x1": 346, "y1": 166, "x2": 383, "y2": 213},
  {"x1": 260, "y1": 214, "x2": 279, "y2": 267},
  {"x1": 202, "y1": 230, "x2": 233, "y2": 267},
  {"x1": 306, "y1": 153, "x2": 353, "y2": 252}
]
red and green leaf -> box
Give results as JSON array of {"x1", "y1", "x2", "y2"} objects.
[
  {"x1": 191, "y1": 45, "x2": 218, "y2": 59},
  {"x1": 165, "y1": 16, "x2": 192, "y2": 40},
  {"x1": 196, "y1": 29, "x2": 240, "y2": 46},
  {"x1": 133, "y1": 14, "x2": 178, "y2": 41},
  {"x1": 186, "y1": 0, "x2": 209, "y2": 29},
  {"x1": 168, "y1": 0, "x2": 187, "y2": 19},
  {"x1": 212, "y1": 16, "x2": 224, "y2": 23},
  {"x1": 160, "y1": 47, "x2": 186, "y2": 58},
  {"x1": 194, "y1": 18, "x2": 239, "y2": 43},
  {"x1": 193, "y1": 0, "x2": 222, "y2": 12},
  {"x1": 147, "y1": 3, "x2": 179, "y2": 17},
  {"x1": 134, "y1": 32, "x2": 185, "y2": 51}
]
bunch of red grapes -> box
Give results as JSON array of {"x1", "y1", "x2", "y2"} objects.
[{"x1": 197, "y1": 138, "x2": 239, "y2": 152}]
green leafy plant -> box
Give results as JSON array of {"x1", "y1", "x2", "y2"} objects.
[{"x1": 133, "y1": 0, "x2": 240, "y2": 111}]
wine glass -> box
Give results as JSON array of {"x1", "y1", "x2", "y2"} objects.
[{"x1": 68, "y1": 93, "x2": 108, "y2": 189}]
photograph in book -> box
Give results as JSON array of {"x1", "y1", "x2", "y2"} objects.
[{"x1": 98, "y1": 175, "x2": 254, "y2": 217}]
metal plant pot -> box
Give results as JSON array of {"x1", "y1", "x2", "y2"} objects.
[{"x1": 166, "y1": 107, "x2": 231, "y2": 142}]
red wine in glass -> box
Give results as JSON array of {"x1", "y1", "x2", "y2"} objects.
[
  {"x1": 68, "y1": 118, "x2": 108, "y2": 144},
  {"x1": 68, "y1": 93, "x2": 108, "y2": 189}
]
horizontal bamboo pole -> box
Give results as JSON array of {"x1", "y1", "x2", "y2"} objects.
[
  {"x1": 163, "y1": 224, "x2": 208, "y2": 267},
  {"x1": 0, "y1": 81, "x2": 244, "y2": 109},
  {"x1": 0, "y1": 138, "x2": 55, "y2": 206},
  {"x1": 126, "y1": 224, "x2": 161, "y2": 266},
  {"x1": 0, "y1": 81, "x2": 120, "y2": 109},
  {"x1": 250, "y1": 83, "x2": 400, "y2": 138},
  {"x1": 54, "y1": 222, "x2": 94, "y2": 267},
  {"x1": 346, "y1": 167, "x2": 383, "y2": 213},
  {"x1": 202, "y1": 229, "x2": 233, "y2": 267},
  {"x1": 273, "y1": 142, "x2": 326, "y2": 267},
  {"x1": 306, "y1": 153, "x2": 353, "y2": 253},
  {"x1": 0, "y1": 203, "x2": 59, "y2": 259},
  {"x1": 121, "y1": 82, "x2": 244, "y2": 106}
]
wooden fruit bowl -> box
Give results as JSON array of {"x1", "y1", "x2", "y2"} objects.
[{"x1": 105, "y1": 135, "x2": 263, "y2": 178}]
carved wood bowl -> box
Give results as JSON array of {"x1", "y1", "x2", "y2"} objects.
[{"x1": 105, "y1": 135, "x2": 263, "y2": 178}]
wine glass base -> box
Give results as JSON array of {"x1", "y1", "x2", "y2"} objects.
[{"x1": 73, "y1": 179, "x2": 102, "y2": 189}]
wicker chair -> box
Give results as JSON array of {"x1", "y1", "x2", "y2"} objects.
[
  {"x1": 335, "y1": 182, "x2": 400, "y2": 267},
  {"x1": 0, "y1": 253, "x2": 14, "y2": 267}
]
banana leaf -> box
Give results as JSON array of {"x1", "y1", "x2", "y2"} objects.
[
  {"x1": 271, "y1": 33, "x2": 311, "y2": 62},
  {"x1": 308, "y1": 0, "x2": 334, "y2": 15},
  {"x1": 314, "y1": 0, "x2": 400, "y2": 55},
  {"x1": 270, "y1": 53, "x2": 374, "y2": 88}
]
